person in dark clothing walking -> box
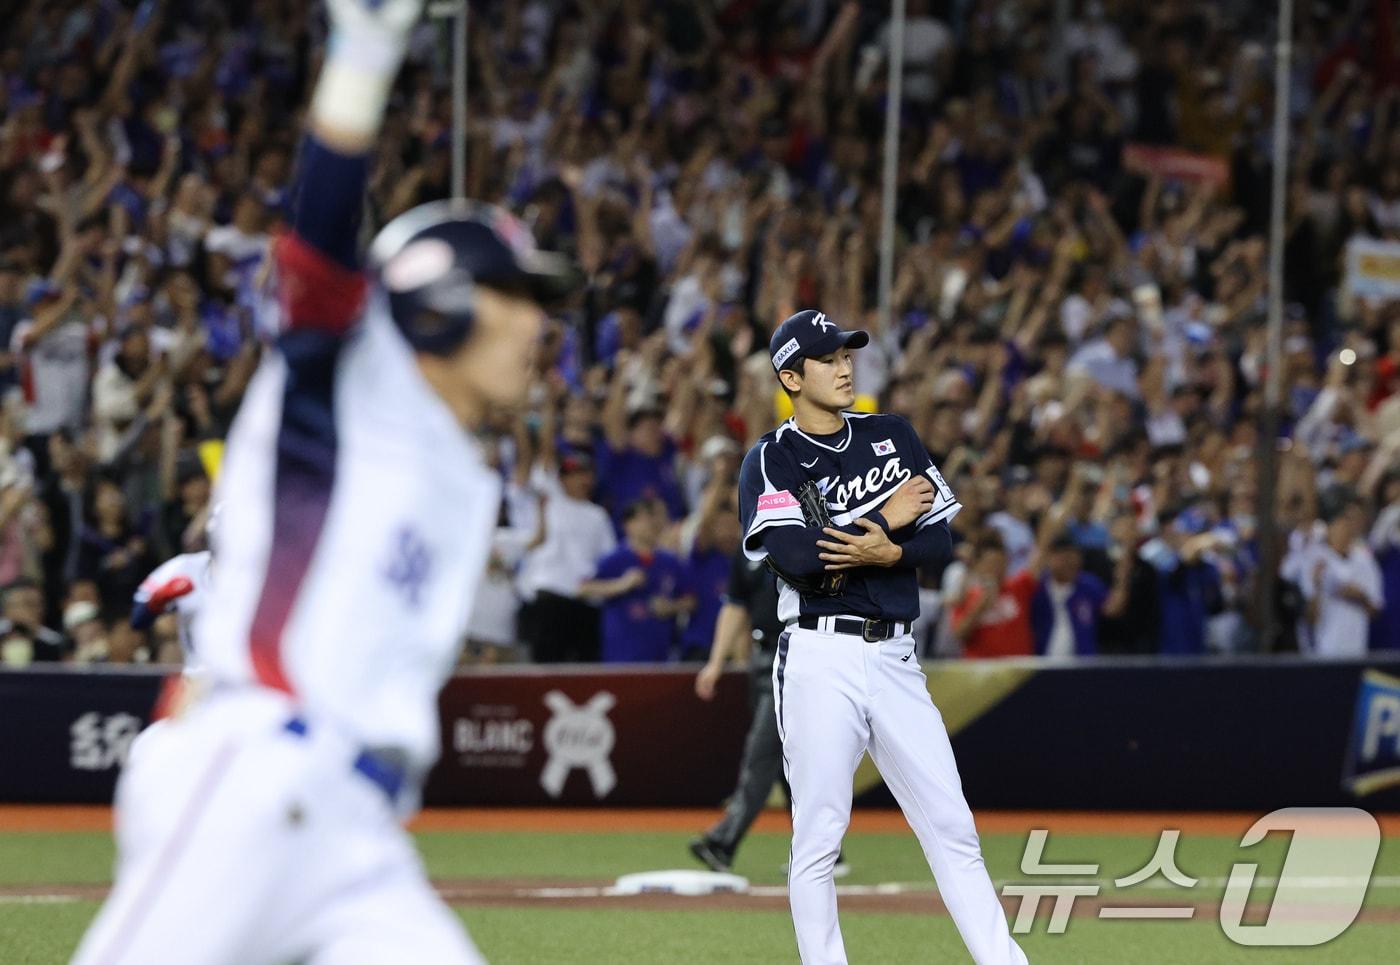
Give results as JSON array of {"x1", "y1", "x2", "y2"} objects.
[{"x1": 688, "y1": 544, "x2": 847, "y2": 877}]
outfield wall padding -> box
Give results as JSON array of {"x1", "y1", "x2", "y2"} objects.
[{"x1": 3, "y1": 656, "x2": 1399, "y2": 810}]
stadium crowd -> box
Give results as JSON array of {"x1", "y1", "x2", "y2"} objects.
[{"x1": 1, "y1": 0, "x2": 1399, "y2": 668}]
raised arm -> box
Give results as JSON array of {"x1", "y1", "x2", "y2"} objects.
[{"x1": 276, "y1": 0, "x2": 423, "y2": 332}]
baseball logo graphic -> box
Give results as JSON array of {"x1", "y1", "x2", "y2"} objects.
[{"x1": 540, "y1": 690, "x2": 618, "y2": 798}]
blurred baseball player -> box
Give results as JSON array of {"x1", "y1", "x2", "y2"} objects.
[
  {"x1": 131, "y1": 504, "x2": 218, "y2": 670},
  {"x1": 72, "y1": 1, "x2": 576, "y2": 962},
  {"x1": 131, "y1": 505, "x2": 217, "y2": 723},
  {"x1": 739, "y1": 310, "x2": 1025, "y2": 964}
]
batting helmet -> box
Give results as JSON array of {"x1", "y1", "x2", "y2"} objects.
[{"x1": 367, "y1": 199, "x2": 579, "y2": 355}]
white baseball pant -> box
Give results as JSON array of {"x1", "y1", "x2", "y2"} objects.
[
  {"x1": 72, "y1": 688, "x2": 484, "y2": 965},
  {"x1": 774, "y1": 624, "x2": 1027, "y2": 965}
]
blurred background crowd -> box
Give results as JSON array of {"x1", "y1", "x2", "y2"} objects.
[{"x1": 1, "y1": 0, "x2": 1399, "y2": 668}]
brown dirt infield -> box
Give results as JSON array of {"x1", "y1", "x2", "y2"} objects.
[
  {"x1": 7, "y1": 805, "x2": 1397, "y2": 836},
  {"x1": 6, "y1": 806, "x2": 1397, "y2": 924},
  {"x1": 4, "y1": 879, "x2": 1399, "y2": 925}
]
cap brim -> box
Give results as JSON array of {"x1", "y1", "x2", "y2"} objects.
[
  {"x1": 486, "y1": 250, "x2": 583, "y2": 305},
  {"x1": 806, "y1": 329, "x2": 870, "y2": 358}
]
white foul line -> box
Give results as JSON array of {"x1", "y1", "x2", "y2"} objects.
[
  {"x1": 515, "y1": 875, "x2": 1400, "y2": 901},
  {"x1": 0, "y1": 894, "x2": 79, "y2": 905}
]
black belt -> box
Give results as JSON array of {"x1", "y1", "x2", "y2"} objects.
[
  {"x1": 283, "y1": 717, "x2": 406, "y2": 803},
  {"x1": 797, "y1": 615, "x2": 910, "y2": 641}
]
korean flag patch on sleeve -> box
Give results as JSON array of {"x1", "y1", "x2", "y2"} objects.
[{"x1": 872, "y1": 439, "x2": 895, "y2": 456}]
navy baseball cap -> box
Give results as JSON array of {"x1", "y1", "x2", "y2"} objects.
[
  {"x1": 368, "y1": 199, "x2": 581, "y2": 354},
  {"x1": 370, "y1": 200, "x2": 580, "y2": 305},
  {"x1": 768, "y1": 309, "x2": 869, "y2": 372}
]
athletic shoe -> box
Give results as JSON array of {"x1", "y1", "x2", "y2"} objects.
[{"x1": 689, "y1": 836, "x2": 734, "y2": 873}]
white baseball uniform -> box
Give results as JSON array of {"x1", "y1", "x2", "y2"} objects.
[
  {"x1": 133, "y1": 550, "x2": 212, "y2": 669},
  {"x1": 740, "y1": 411, "x2": 1026, "y2": 965},
  {"x1": 72, "y1": 230, "x2": 497, "y2": 962}
]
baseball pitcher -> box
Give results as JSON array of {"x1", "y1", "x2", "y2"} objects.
[
  {"x1": 739, "y1": 310, "x2": 1026, "y2": 964},
  {"x1": 72, "y1": 1, "x2": 577, "y2": 962}
]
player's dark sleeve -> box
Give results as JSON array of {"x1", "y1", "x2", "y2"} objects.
[
  {"x1": 896, "y1": 417, "x2": 962, "y2": 531},
  {"x1": 290, "y1": 136, "x2": 368, "y2": 271},
  {"x1": 888, "y1": 518, "x2": 954, "y2": 570},
  {"x1": 738, "y1": 442, "x2": 871, "y2": 578},
  {"x1": 273, "y1": 136, "x2": 370, "y2": 339},
  {"x1": 130, "y1": 600, "x2": 157, "y2": 630},
  {"x1": 130, "y1": 571, "x2": 167, "y2": 630}
]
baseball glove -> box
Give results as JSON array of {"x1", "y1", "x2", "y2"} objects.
[{"x1": 765, "y1": 480, "x2": 848, "y2": 597}]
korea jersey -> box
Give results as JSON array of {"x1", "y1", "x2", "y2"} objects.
[
  {"x1": 194, "y1": 234, "x2": 501, "y2": 773},
  {"x1": 134, "y1": 550, "x2": 212, "y2": 665},
  {"x1": 739, "y1": 412, "x2": 960, "y2": 625}
]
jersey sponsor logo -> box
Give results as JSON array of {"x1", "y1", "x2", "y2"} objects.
[
  {"x1": 540, "y1": 690, "x2": 617, "y2": 798},
  {"x1": 800, "y1": 457, "x2": 819, "y2": 468},
  {"x1": 757, "y1": 490, "x2": 800, "y2": 512},
  {"x1": 872, "y1": 438, "x2": 895, "y2": 456},
  {"x1": 772, "y1": 336, "x2": 801, "y2": 369},
  {"x1": 821, "y1": 456, "x2": 912, "y2": 512}
]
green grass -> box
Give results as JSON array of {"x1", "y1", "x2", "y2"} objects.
[
  {"x1": 463, "y1": 910, "x2": 1400, "y2": 965},
  {"x1": 0, "y1": 832, "x2": 114, "y2": 886},
  {"x1": 3, "y1": 827, "x2": 1399, "y2": 963}
]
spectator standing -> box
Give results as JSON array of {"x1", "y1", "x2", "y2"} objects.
[
  {"x1": 90, "y1": 326, "x2": 164, "y2": 462},
  {"x1": 76, "y1": 472, "x2": 154, "y2": 618},
  {"x1": 0, "y1": 259, "x2": 24, "y2": 392},
  {"x1": 580, "y1": 498, "x2": 691, "y2": 662},
  {"x1": 13, "y1": 267, "x2": 104, "y2": 456},
  {"x1": 1370, "y1": 480, "x2": 1400, "y2": 651},
  {"x1": 986, "y1": 466, "x2": 1037, "y2": 574},
  {"x1": 1067, "y1": 316, "x2": 1140, "y2": 400},
  {"x1": 1135, "y1": 511, "x2": 1225, "y2": 656},
  {"x1": 516, "y1": 451, "x2": 616, "y2": 662},
  {"x1": 597, "y1": 341, "x2": 689, "y2": 525},
  {"x1": 38, "y1": 428, "x2": 89, "y2": 614},
  {"x1": 953, "y1": 532, "x2": 1036, "y2": 658},
  {"x1": 689, "y1": 544, "x2": 792, "y2": 873},
  {"x1": 1031, "y1": 534, "x2": 1112, "y2": 658},
  {"x1": 1305, "y1": 490, "x2": 1384, "y2": 658},
  {"x1": 465, "y1": 504, "x2": 532, "y2": 663},
  {"x1": 202, "y1": 193, "x2": 268, "y2": 294},
  {"x1": 679, "y1": 485, "x2": 741, "y2": 662}
]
